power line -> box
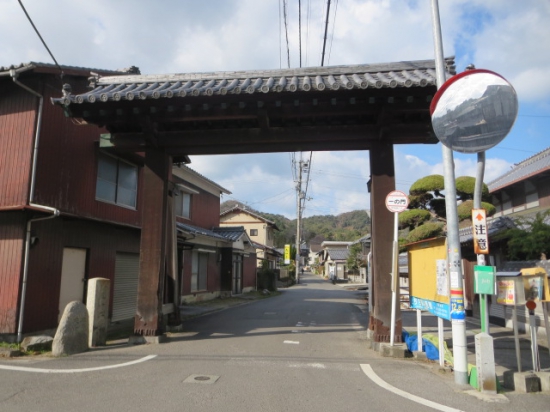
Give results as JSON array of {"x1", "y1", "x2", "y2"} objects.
[
  {"x1": 305, "y1": 0, "x2": 312, "y2": 66},
  {"x1": 320, "y1": 0, "x2": 331, "y2": 66},
  {"x1": 17, "y1": 0, "x2": 63, "y2": 79},
  {"x1": 279, "y1": 0, "x2": 282, "y2": 69},
  {"x1": 299, "y1": 0, "x2": 302, "y2": 68},
  {"x1": 326, "y1": 0, "x2": 339, "y2": 66},
  {"x1": 283, "y1": 0, "x2": 291, "y2": 68}
]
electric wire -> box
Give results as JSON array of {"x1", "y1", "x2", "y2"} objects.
[
  {"x1": 299, "y1": 0, "x2": 302, "y2": 68},
  {"x1": 17, "y1": 0, "x2": 64, "y2": 80},
  {"x1": 321, "y1": 0, "x2": 331, "y2": 67},
  {"x1": 283, "y1": 0, "x2": 291, "y2": 68},
  {"x1": 326, "y1": 0, "x2": 339, "y2": 65},
  {"x1": 279, "y1": 0, "x2": 282, "y2": 69}
]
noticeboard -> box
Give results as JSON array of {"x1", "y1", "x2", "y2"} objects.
[
  {"x1": 496, "y1": 267, "x2": 549, "y2": 305},
  {"x1": 408, "y1": 237, "x2": 450, "y2": 320}
]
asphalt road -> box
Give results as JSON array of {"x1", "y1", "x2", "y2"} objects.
[{"x1": 1, "y1": 273, "x2": 550, "y2": 412}]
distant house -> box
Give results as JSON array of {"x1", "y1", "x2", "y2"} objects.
[
  {"x1": 172, "y1": 166, "x2": 257, "y2": 303},
  {"x1": 317, "y1": 241, "x2": 352, "y2": 280},
  {"x1": 220, "y1": 206, "x2": 281, "y2": 268},
  {"x1": 308, "y1": 243, "x2": 323, "y2": 270},
  {"x1": 488, "y1": 147, "x2": 550, "y2": 220}
]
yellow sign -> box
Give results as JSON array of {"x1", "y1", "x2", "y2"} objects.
[{"x1": 284, "y1": 244, "x2": 290, "y2": 265}]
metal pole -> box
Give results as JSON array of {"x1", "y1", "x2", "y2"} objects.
[
  {"x1": 390, "y1": 212, "x2": 398, "y2": 346},
  {"x1": 295, "y1": 159, "x2": 302, "y2": 284},
  {"x1": 529, "y1": 309, "x2": 541, "y2": 372},
  {"x1": 513, "y1": 306, "x2": 522, "y2": 372},
  {"x1": 430, "y1": 0, "x2": 468, "y2": 385}
]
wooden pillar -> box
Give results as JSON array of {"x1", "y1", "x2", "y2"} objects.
[
  {"x1": 134, "y1": 147, "x2": 171, "y2": 336},
  {"x1": 369, "y1": 142, "x2": 402, "y2": 342}
]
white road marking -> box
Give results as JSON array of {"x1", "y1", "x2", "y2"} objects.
[
  {"x1": 0, "y1": 354, "x2": 157, "y2": 374},
  {"x1": 288, "y1": 362, "x2": 326, "y2": 369},
  {"x1": 283, "y1": 340, "x2": 300, "y2": 345},
  {"x1": 360, "y1": 364, "x2": 465, "y2": 412}
]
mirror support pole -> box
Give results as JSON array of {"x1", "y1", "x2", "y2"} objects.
[{"x1": 431, "y1": 0, "x2": 469, "y2": 386}]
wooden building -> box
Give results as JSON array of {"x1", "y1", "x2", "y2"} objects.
[
  {"x1": 0, "y1": 63, "x2": 142, "y2": 339},
  {"x1": 0, "y1": 63, "x2": 255, "y2": 340}
]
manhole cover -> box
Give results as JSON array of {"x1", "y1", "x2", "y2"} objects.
[
  {"x1": 194, "y1": 376, "x2": 210, "y2": 381},
  {"x1": 184, "y1": 374, "x2": 220, "y2": 384}
]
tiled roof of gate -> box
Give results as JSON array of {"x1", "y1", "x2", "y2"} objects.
[
  {"x1": 52, "y1": 58, "x2": 455, "y2": 106},
  {"x1": 487, "y1": 147, "x2": 550, "y2": 192}
]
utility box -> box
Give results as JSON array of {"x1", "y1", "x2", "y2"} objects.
[{"x1": 496, "y1": 268, "x2": 549, "y2": 305}]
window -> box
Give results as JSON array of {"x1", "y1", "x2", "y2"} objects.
[
  {"x1": 96, "y1": 153, "x2": 138, "y2": 208},
  {"x1": 175, "y1": 191, "x2": 192, "y2": 219},
  {"x1": 191, "y1": 251, "x2": 208, "y2": 292},
  {"x1": 250, "y1": 229, "x2": 258, "y2": 236}
]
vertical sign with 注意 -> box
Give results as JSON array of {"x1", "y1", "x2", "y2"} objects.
[{"x1": 472, "y1": 209, "x2": 489, "y2": 255}]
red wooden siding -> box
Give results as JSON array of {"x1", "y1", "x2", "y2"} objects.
[
  {"x1": 0, "y1": 212, "x2": 26, "y2": 333},
  {"x1": 33, "y1": 75, "x2": 143, "y2": 227},
  {"x1": 22, "y1": 217, "x2": 140, "y2": 333},
  {"x1": 173, "y1": 177, "x2": 221, "y2": 229},
  {"x1": 0, "y1": 83, "x2": 35, "y2": 207}
]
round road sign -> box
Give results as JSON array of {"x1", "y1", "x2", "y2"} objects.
[{"x1": 385, "y1": 190, "x2": 409, "y2": 213}]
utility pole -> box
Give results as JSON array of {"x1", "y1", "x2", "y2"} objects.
[{"x1": 295, "y1": 157, "x2": 303, "y2": 283}]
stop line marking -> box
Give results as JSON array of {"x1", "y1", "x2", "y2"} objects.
[{"x1": 0, "y1": 354, "x2": 157, "y2": 374}]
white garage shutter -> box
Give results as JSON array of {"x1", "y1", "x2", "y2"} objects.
[{"x1": 112, "y1": 252, "x2": 140, "y2": 322}]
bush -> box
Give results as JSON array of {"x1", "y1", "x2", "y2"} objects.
[
  {"x1": 399, "y1": 209, "x2": 431, "y2": 230},
  {"x1": 406, "y1": 222, "x2": 445, "y2": 243},
  {"x1": 257, "y1": 268, "x2": 278, "y2": 291}
]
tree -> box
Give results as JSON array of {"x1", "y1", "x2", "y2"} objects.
[
  {"x1": 346, "y1": 243, "x2": 364, "y2": 272},
  {"x1": 498, "y1": 211, "x2": 550, "y2": 260},
  {"x1": 402, "y1": 174, "x2": 496, "y2": 244}
]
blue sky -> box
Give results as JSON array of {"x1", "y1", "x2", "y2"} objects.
[{"x1": 2, "y1": 0, "x2": 548, "y2": 218}]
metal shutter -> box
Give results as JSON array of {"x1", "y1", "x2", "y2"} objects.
[{"x1": 112, "y1": 252, "x2": 140, "y2": 322}]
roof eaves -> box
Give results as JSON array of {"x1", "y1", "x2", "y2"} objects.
[{"x1": 52, "y1": 57, "x2": 455, "y2": 106}]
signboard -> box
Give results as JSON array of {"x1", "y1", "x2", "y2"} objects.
[
  {"x1": 410, "y1": 296, "x2": 451, "y2": 320},
  {"x1": 472, "y1": 209, "x2": 489, "y2": 254},
  {"x1": 496, "y1": 279, "x2": 516, "y2": 305},
  {"x1": 474, "y1": 265, "x2": 496, "y2": 295},
  {"x1": 408, "y1": 237, "x2": 451, "y2": 320},
  {"x1": 385, "y1": 190, "x2": 409, "y2": 213},
  {"x1": 284, "y1": 244, "x2": 290, "y2": 265}
]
